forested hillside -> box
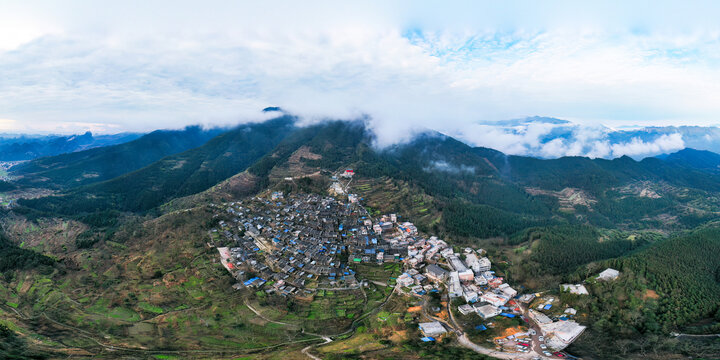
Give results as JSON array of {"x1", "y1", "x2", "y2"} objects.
[
  {"x1": 3, "y1": 119, "x2": 720, "y2": 359},
  {"x1": 565, "y1": 227, "x2": 720, "y2": 358},
  {"x1": 663, "y1": 148, "x2": 720, "y2": 173},
  {"x1": 486, "y1": 153, "x2": 720, "y2": 194},
  {"x1": 18, "y1": 117, "x2": 296, "y2": 215},
  {"x1": 17, "y1": 119, "x2": 720, "y2": 240},
  {"x1": 0, "y1": 233, "x2": 54, "y2": 273},
  {"x1": 12, "y1": 125, "x2": 226, "y2": 188}
]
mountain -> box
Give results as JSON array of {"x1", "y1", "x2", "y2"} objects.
[
  {"x1": 16, "y1": 120, "x2": 720, "y2": 236},
  {"x1": 11, "y1": 125, "x2": 227, "y2": 189},
  {"x1": 239, "y1": 122, "x2": 720, "y2": 236},
  {"x1": 18, "y1": 117, "x2": 296, "y2": 215},
  {"x1": 486, "y1": 151, "x2": 720, "y2": 194},
  {"x1": 0, "y1": 131, "x2": 141, "y2": 161},
  {"x1": 462, "y1": 117, "x2": 720, "y2": 160},
  {"x1": 3, "y1": 118, "x2": 720, "y2": 360},
  {"x1": 662, "y1": 148, "x2": 720, "y2": 173}
]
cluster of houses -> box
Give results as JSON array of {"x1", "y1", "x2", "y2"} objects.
[
  {"x1": 208, "y1": 168, "x2": 598, "y2": 354},
  {"x1": 211, "y1": 189, "x2": 427, "y2": 297},
  {"x1": 212, "y1": 193, "x2": 362, "y2": 297},
  {"x1": 403, "y1": 244, "x2": 519, "y2": 320},
  {"x1": 412, "y1": 241, "x2": 602, "y2": 352},
  {"x1": 0, "y1": 161, "x2": 21, "y2": 182}
]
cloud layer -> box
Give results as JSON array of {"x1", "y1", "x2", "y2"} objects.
[
  {"x1": 2, "y1": 1, "x2": 720, "y2": 158},
  {"x1": 448, "y1": 118, "x2": 688, "y2": 159}
]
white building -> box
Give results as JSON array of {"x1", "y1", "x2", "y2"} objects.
[
  {"x1": 440, "y1": 248, "x2": 454, "y2": 258},
  {"x1": 465, "y1": 253, "x2": 481, "y2": 273},
  {"x1": 419, "y1": 321, "x2": 447, "y2": 337},
  {"x1": 541, "y1": 320, "x2": 587, "y2": 350},
  {"x1": 561, "y1": 284, "x2": 589, "y2": 295},
  {"x1": 458, "y1": 304, "x2": 475, "y2": 316},
  {"x1": 373, "y1": 224, "x2": 382, "y2": 234},
  {"x1": 480, "y1": 292, "x2": 509, "y2": 307},
  {"x1": 463, "y1": 289, "x2": 479, "y2": 303},
  {"x1": 564, "y1": 308, "x2": 578, "y2": 315},
  {"x1": 597, "y1": 268, "x2": 620, "y2": 281},
  {"x1": 481, "y1": 271, "x2": 494, "y2": 280},
  {"x1": 477, "y1": 257, "x2": 492, "y2": 272},
  {"x1": 458, "y1": 269, "x2": 475, "y2": 282},
  {"x1": 397, "y1": 273, "x2": 414, "y2": 288},
  {"x1": 476, "y1": 304, "x2": 502, "y2": 319},
  {"x1": 447, "y1": 254, "x2": 468, "y2": 272},
  {"x1": 448, "y1": 271, "x2": 462, "y2": 298},
  {"x1": 529, "y1": 309, "x2": 552, "y2": 325},
  {"x1": 498, "y1": 283, "x2": 518, "y2": 298}
]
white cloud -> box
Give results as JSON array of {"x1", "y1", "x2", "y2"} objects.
[
  {"x1": 0, "y1": 1, "x2": 719, "y2": 159},
  {"x1": 610, "y1": 133, "x2": 685, "y2": 157},
  {"x1": 424, "y1": 160, "x2": 476, "y2": 174}
]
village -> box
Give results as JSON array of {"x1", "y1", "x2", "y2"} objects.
[{"x1": 208, "y1": 169, "x2": 620, "y2": 359}]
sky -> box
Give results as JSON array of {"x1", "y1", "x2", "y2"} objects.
[{"x1": 2, "y1": 1, "x2": 720, "y2": 157}]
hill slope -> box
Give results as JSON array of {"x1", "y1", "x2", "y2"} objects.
[
  {"x1": 12, "y1": 126, "x2": 226, "y2": 189},
  {"x1": 16, "y1": 120, "x2": 720, "y2": 236},
  {"x1": 0, "y1": 131, "x2": 141, "y2": 161},
  {"x1": 19, "y1": 117, "x2": 296, "y2": 214},
  {"x1": 5, "y1": 119, "x2": 720, "y2": 359},
  {"x1": 663, "y1": 148, "x2": 720, "y2": 173}
]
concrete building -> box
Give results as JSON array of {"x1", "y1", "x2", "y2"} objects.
[
  {"x1": 458, "y1": 304, "x2": 475, "y2": 316},
  {"x1": 541, "y1": 320, "x2": 587, "y2": 350},
  {"x1": 448, "y1": 271, "x2": 462, "y2": 298},
  {"x1": 419, "y1": 321, "x2": 447, "y2": 337},
  {"x1": 458, "y1": 269, "x2": 475, "y2": 282},
  {"x1": 463, "y1": 289, "x2": 479, "y2": 303},
  {"x1": 478, "y1": 257, "x2": 492, "y2": 272},
  {"x1": 597, "y1": 268, "x2": 620, "y2": 281},
  {"x1": 564, "y1": 307, "x2": 578, "y2": 315},
  {"x1": 476, "y1": 304, "x2": 502, "y2": 319},
  {"x1": 561, "y1": 284, "x2": 589, "y2": 295},
  {"x1": 397, "y1": 273, "x2": 414, "y2": 288},
  {"x1": 465, "y1": 253, "x2": 481, "y2": 273},
  {"x1": 480, "y1": 292, "x2": 509, "y2": 307},
  {"x1": 528, "y1": 309, "x2": 552, "y2": 325},
  {"x1": 448, "y1": 254, "x2": 468, "y2": 272},
  {"x1": 517, "y1": 294, "x2": 535, "y2": 303},
  {"x1": 498, "y1": 283, "x2": 518, "y2": 298},
  {"x1": 425, "y1": 264, "x2": 449, "y2": 283}
]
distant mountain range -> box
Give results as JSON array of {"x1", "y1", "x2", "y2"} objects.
[
  {"x1": 14, "y1": 116, "x2": 720, "y2": 229},
  {"x1": 466, "y1": 116, "x2": 720, "y2": 159},
  {"x1": 4, "y1": 115, "x2": 720, "y2": 359},
  {"x1": 11, "y1": 125, "x2": 227, "y2": 189},
  {"x1": 0, "y1": 131, "x2": 142, "y2": 161},
  {"x1": 6, "y1": 116, "x2": 720, "y2": 163}
]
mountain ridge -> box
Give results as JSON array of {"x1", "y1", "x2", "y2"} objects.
[{"x1": 0, "y1": 131, "x2": 142, "y2": 161}]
